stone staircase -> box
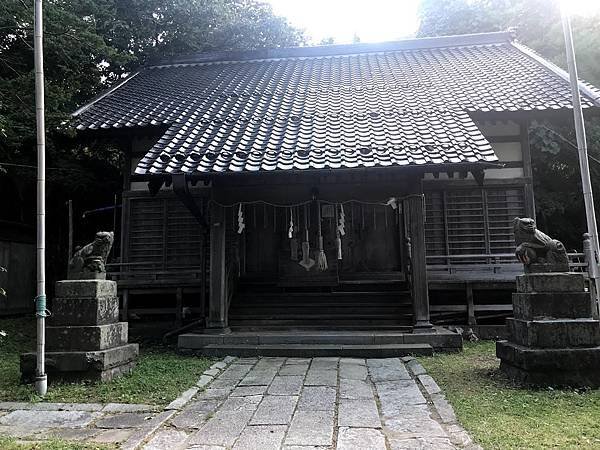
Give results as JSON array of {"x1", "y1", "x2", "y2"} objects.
[
  {"x1": 178, "y1": 280, "x2": 462, "y2": 356},
  {"x1": 228, "y1": 280, "x2": 414, "y2": 330}
]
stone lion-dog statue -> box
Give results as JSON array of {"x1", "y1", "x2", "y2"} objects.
[
  {"x1": 513, "y1": 217, "x2": 569, "y2": 272},
  {"x1": 68, "y1": 231, "x2": 114, "y2": 280}
]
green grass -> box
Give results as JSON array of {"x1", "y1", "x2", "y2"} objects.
[
  {"x1": 0, "y1": 317, "x2": 213, "y2": 405},
  {"x1": 420, "y1": 341, "x2": 600, "y2": 450},
  {"x1": 0, "y1": 436, "x2": 114, "y2": 450}
]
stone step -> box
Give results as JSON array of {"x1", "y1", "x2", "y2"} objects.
[
  {"x1": 232, "y1": 324, "x2": 413, "y2": 332},
  {"x1": 194, "y1": 343, "x2": 434, "y2": 357},
  {"x1": 228, "y1": 317, "x2": 412, "y2": 328},
  {"x1": 178, "y1": 327, "x2": 461, "y2": 351}
]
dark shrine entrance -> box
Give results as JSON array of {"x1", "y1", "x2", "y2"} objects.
[
  {"x1": 242, "y1": 201, "x2": 404, "y2": 287},
  {"x1": 204, "y1": 170, "x2": 432, "y2": 334}
]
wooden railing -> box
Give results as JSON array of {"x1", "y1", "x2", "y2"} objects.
[{"x1": 427, "y1": 252, "x2": 587, "y2": 283}]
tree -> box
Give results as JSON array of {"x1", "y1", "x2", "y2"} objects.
[
  {"x1": 418, "y1": 0, "x2": 600, "y2": 248},
  {"x1": 0, "y1": 0, "x2": 303, "y2": 284}
]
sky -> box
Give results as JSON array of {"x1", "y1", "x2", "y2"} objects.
[{"x1": 266, "y1": 0, "x2": 600, "y2": 44}]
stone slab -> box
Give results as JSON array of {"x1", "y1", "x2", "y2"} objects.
[
  {"x1": 239, "y1": 369, "x2": 278, "y2": 386},
  {"x1": 417, "y1": 374, "x2": 442, "y2": 396},
  {"x1": 516, "y1": 273, "x2": 585, "y2": 293},
  {"x1": 95, "y1": 412, "x2": 153, "y2": 429},
  {"x1": 339, "y1": 397, "x2": 381, "y2": 428},
  {"x1": 304, "y1": 369, "x2": 337, "y2": 386},
  {"x1": 368, "y1": 359, "x2": 411, "y2": 382},
  {"x1": 102, "y1": 403, "x2": 156, "y2": 413},
  {"x1": 166, "y1": 387, "x2": 199, "y2": 410},
  {"x1": 383, "y1": 406, "x2": 447, "y2": 438},
  {"x1": 507, "y1": 318, "x2": 600, "y2": 348},
  {"x1": 249, "y1": 395, "x2": 298, "y2": 425},
  {"x1": 219, "y1": 395, "x2": 262, "y2": 412},
  {"x1": 337, "y1": 427, "x2": 387, "y2": 450},
  {"x1": 55, "y1": 279, "x2": 117, "y2": 298},
  {"x1": 142, "y1": 429, "x2": 188, "y2": 450},
  {"x1": 197, "y1": 387, "x2": 233, "y2": 400},
  {"x1": 296, "y1": 386, "x2": 337, "y2": 411},
  {"x1": 230, "y1": 385, "x2": 268, "y2": 397},
  {"x1": 512, "y1": 292, "x2": 594, "y2": 320},
  {"x1": 267, "y1": 376, "x2": 304, "y2": 395},
  {"x1": 232, "y1": 424, "x2": 286, "y2": 450},
  {"x1": 170, "y1": 400, "x2": 220, "y2": 429},
  {"x1": 46, "y1": 322, "x2": 128, "y2": 351},
  {"x1": 339, "y1": 379, "x2": 374, "y2": 400},
  {"x1": 339, "y1": 363, "x2": 368, "y2": 380},
  {"x1": 50, "y1": 295, "x2": 119, "y2": 326},
  {"x1": 388, "y1": 437, "x2": 456, "y2": 450},
  {"x1": 375, "y1": 380, "x2": 427, "y2": 417},
  {"x1": 42, "y1": 428, "x2": 100, "y2": 441},
  {"x1": 284, "y1": 410, "x2": 334, "y2": 446},
  {"x1": 278, "y1": 364, "x2": 309, "y2": 376},
  {"x1": 91, "y1": 429, "x2": 135, "y2": 444},
  {"x1": 497, "y1": 341, "x2": 600, "y2": 387},
  {"x1": 0, "y1": 410, "x2": 97, "y2": 429},
  {"x1": 20, "y1": 343, "x2": 139, "y2": 382},
  {"x1": 188, "y1": 410, "x2": 254, "y2": 447}
]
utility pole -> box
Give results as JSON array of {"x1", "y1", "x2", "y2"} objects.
[
  {"x1": 561, "y1": 8, "x2": 600, "y2": 313},
  {"x1": 34, "y1": 0, "x2": 48, "y2": 396}
]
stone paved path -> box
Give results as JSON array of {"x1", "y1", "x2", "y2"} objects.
[
  {"x1": 146, "y1": 356, "x2": 478, "y2": 450},
  {"x1": 0, "y1": 356, "x2": 478, "y2": 449}
]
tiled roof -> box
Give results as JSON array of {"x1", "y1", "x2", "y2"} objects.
[{"x1": 72, "y1": 32, "x2": 600, "y2": 175}]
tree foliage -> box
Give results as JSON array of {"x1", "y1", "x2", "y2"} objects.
[
  {"x1": 0, "y1": 0, "x2": 303, "y2": 283},
  {"x1": 418, "y1": 0, "x2": 600, "y2": 248}
]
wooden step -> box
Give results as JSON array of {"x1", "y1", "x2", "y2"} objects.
[{"x1": 194, "y1": 343, "x2": 433, "y2": 357}]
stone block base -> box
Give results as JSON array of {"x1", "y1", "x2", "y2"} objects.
[
  {"x1": 50, "y1": 295, "x2": 119, "y2": 326},
  {"x1": 506, "y1": 318, "x2": 600, "y2": 348},
  {"x1": 46, "y1": 322, "x2": 128, "y2": 351},
  {"x1": 516, "y1": 273, "x2": 584, "y2": 293},
  {"x1": 512, "y1": 292, "x2": 594, "y2": 321},
  {"x1": 496, "y1": 341, "x2": 600, "y2": 387},
  {"x1": 20, "y1": 343, "x2": 139, "y2": 383}
]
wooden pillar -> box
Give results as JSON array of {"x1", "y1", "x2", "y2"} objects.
[
  {"x1": 520, "y1": 120, "x2": 536, "y2": 219},
  {"x1": 206, "y1": 203, "x2": 230, "y2": 332},
  {"x1": 406, "y1": 194, "x2": 433, "y2": 331}
]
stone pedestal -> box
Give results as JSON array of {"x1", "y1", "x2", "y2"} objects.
[
  {"x1": 497, "y1": 272, "x2": 600, "y2": 387},
  {"x1": 21, "y1": 280, "x2": 138, "y2": 383}
]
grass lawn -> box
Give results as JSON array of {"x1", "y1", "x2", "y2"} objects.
[
  {"x1": 420, "y1": 341, "x2": 600, "y2": 450},
  {"x1": 0, "y1": 436, "x2": 114, "y2": 450},
  {"x1": 0, "y1": 317, "x2": 213, "y2": 405}
]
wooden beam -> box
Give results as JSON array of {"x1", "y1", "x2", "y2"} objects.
[
  {"x1": 520, "y1": 120, "x2": 536, "y2": 219},
  {"x1": 405, "y1": 194, "x2": 433, "y2": 331},
  {"x1": 207, "y1": 202, "x2": 230, "y2": 332}
]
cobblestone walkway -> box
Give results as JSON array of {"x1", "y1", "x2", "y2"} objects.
[
  {"x1": 0, "y1": 356, "x2": 478, "y2": 449},
  {"x1": 147, "y1": 356, "x2": 477, "y2": 450}
]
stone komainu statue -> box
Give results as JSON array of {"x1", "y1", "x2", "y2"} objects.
[
  {"x1": 513, "y1": 217, "x2": 569, "y2": 271},
  {"x1": 68, "y1": 231, "x2": 114, "y2": 280}
]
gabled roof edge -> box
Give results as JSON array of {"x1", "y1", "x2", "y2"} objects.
[
  {"x1": 148, "y1": 31, "x2": 516, "y2": 67},
  {"x1": 511, "y1": 41, "x2": 600, "y2": 107},
  {"x1": 72, "y1": 71, "x2": 140, "y2": 118}
]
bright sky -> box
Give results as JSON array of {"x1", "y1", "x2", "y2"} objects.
[{"x1": 267, "y1": 0, "x2": 600, "y2": 45}]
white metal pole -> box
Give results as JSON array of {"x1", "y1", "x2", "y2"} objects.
[
  {"x1": 34, "y1": 0, "x2": 47, "y2": 396},
  {"x1": 561, "y1": 9, "x2": 600, "y2": 314}
]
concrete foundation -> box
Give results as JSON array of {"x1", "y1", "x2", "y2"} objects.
[
  {"x1": 21, "y1": 279, "x2": 138, "y2": 383},
  {"x1": 497, "y1": 272, "x2": 600, "y2": 387}
]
